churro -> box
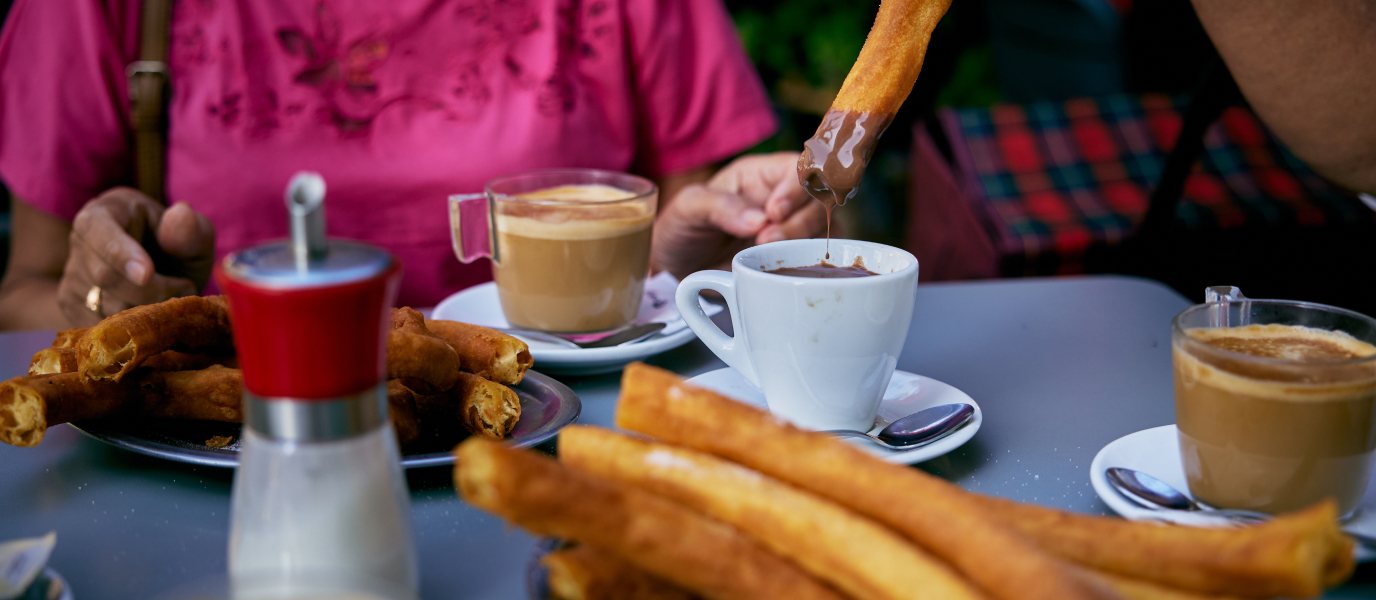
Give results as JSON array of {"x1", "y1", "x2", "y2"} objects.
[
  {"x1": 28, "y1": 348, "x2": 76, "y2": 376},
  {"x1": 411, "y1": 371, "x2": 520, "y2": 440},
  {"x1": 797, "y1": 0, "x2": 952, "y2": 207},
  {"x1": 138, "y1": 365, "x2": 243, "y2": 422},
  {"x1": 559, "y1": 425, "x2": 984, "y2": 600},
  {"x1": 615, "y1": 363, "x2": 1115, "y2": 600},
  {"x1": 52, "y1": 327, "x2": 88, "y2": 348},
  {"x1": 425, "y1": 319, "x2": 532, "y2": 385},
  {"x1": 0, "y1": 373, "x2": 139, "y2": 446},
  {"x1": 387, "y1": 308, "x2": 461, "y2": 393},
  {"x1": 967, "y1": 493, "x2": 1354, "y2": 598},
  {"x1": 75, "y1": 295, "x2": 233, "y2": 381},
  {"x1": 542, "y1": 544, "x2": 696, "y2": 600},
  {"x1": 386, "y1": 380, "x2": 421, "y2": 448},
  {"x1": 454, "y1": 438, "x2": 845, "y2": 600}
]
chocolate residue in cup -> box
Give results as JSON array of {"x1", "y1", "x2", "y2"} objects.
[{"x1": 766, "y1": 256, "x2": 878, "y2": 278}]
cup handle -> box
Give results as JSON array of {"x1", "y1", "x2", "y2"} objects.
[
  {"x1": 449, "y1": 193, "x2": 499, "y2": 264},
  {"x1": 676, "y1": 271, "x2": 759, "y2": 387},
  {"x1": 1204, "y1": 286, "x2": 1249, "y2": 327}
]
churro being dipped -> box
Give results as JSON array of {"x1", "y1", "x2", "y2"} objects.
[
  {"x1": 425, "y1": 318, "x2": 532, "y2": 385},
  {"x1": 615, "y1": 363, "x2": 1116, "y2": 600},
  {"x1": 454, "y1": 438, "x2": 845, "y2": 600},
  {"x1": 560, "y1": 425, "x2": 984, "y2": 600},
  {"x1": 797, "y1": 0, "x2": 952, "y2": 207},
  {"x1": 388, "y1": 308, "x2": 461, "y2": 393},
  {"x1": 542, "y1": 544, "x2": 697, "y2": 600},
  {"x1": 75, "y1": 295, "x2": 233, "y2": 382}
]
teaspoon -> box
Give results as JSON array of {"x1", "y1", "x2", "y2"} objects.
[
  {"x1": 495, "y1": 323, "x2": 666, "y2": 350},
  {"x1": 1105, "y1": 467, "x2": 1271, "y2": 525},
  {"x1": 822, "y1": 403, "x2": 975, "y2": 451}
]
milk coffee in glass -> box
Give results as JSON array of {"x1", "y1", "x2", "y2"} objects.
[
  {"x1": 451, "y1": 170, "x2": 657, "y2": 334},
  {"x1": 1172, "y1": 300, "x2": 1376, "y2": 516}
]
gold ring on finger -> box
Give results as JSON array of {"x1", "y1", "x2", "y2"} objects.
[{"x1": 85, "y1": 285, "x2": 105, "y2": 318}]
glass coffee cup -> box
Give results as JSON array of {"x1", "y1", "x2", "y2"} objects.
[
  {"x1": 1172, "y1": 289, "x2": 1376, "y2": 517},
  {"x1": 450, "y1": 169, "x2": 657, "y2": 334}
]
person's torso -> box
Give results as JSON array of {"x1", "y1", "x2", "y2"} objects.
[{"x1": 165, "y1": 0, "x2": 640, "y2": 305}]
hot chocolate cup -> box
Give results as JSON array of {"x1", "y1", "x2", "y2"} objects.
[
  {"x1": 450, "y1": 170, "x2": 657, "y2": 334},
  {"x1": 1172, "y1": 299, "x2": 1376, "y2": 517},
  {"x1": 676, "y1": 239, "x2": 918, "y2": 431}
]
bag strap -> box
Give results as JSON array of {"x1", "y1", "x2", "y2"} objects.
[{"x1": 129, "y1": 0, "x2": 172, "y2": 204}]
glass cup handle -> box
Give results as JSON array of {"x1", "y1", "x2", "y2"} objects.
[
  {"x1": 448, "y1": 193, "x2": 499, "y2": 264},
  {"x1": 1204, "y1": 286, "x2": 1248, "y2": 327}
]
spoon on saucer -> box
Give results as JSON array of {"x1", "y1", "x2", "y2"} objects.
[
  {"x1": 1105, "y1": 467, "x2": 1271, "y2": 525},
  {"x1": 495, "y1": 323, "x2": 667, "y2": 350},
  {"x1": 822, "y1": 403, "x2": 975, "y2": 451}
]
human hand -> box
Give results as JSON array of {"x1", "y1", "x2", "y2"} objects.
[
  {"x1": 57, "y1": 187, "x2": 217, "y2": 326},
  {"x1": 652, "y1": 152, "x2": 827, "y2": 279}
]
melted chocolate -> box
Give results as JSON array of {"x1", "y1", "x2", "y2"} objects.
[
  {"x1": 766, "y1": 257, "x2": 878, "y2": 278},
  {"x1": 797, "y1": 109, "x2": 894, "y2": 208}
]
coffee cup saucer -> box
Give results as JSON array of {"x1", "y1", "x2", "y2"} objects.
[
  {"x1": 432, "y1": 273, "x2": 722, "y2": 376},
  {"x1": 683, "y1": 367, "x2": 982, "y2": 465},
  {"x1": 1091, "y1": 425, "x2": 1376, "y2": 561}
]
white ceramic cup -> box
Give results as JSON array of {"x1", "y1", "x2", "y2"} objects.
[{"x1": 676, "y1": 239, "x2": 919, "y2": 431}]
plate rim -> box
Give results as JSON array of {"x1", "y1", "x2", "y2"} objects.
[
  {"x1": 69, "y1": 369, "x2": 581, "y2": 469},
  {"x1": 682, "y1": 367, "x2": 982, "y2": 465},
  {"x1": 431, "y1": 282, "x2": 699, "y2": 365}
]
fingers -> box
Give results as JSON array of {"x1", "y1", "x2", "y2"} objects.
[
  {"x1": 674, "y1": 184, "x2": 768, "y2": 239},
  {"x1": 757, "y1": 198, "x2": 829, "y2": 245},
  {"x1": 157, "y1": 202, "x2": 216, "y2": 260},
  {"x1": 70, "y1": 188, "x2": 163, "y2": 287},
  {"x1": 57, "y1": 188, "x2": 198, "y2": 326}
]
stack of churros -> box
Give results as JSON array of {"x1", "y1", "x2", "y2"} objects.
[
  {"x1": 0, "y1": 296, "x2": 533, "y2": 451},
  {"x1": 454, "y1": 363, "x2": 1356, "y2": 600}
]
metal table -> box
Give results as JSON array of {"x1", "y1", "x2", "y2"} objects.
[{"x1": 1, "y1": 276, "x2": 1371, "y2": 599}]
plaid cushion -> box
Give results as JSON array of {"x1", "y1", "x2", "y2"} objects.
[{"x1": 939, "y1": 94, "x2": 1374, "y2": 275}]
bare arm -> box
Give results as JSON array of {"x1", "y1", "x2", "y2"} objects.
[
  {"x1": 0, "y1": 198, "x2": 69, "y2": 330},
  {"x1": 1192, "y1": 0, "x2": 1376, "y2": 192}
]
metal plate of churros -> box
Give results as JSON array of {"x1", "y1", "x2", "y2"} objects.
[{"x1": 68, "y1": 370, "x2": 580, "y2": 469}]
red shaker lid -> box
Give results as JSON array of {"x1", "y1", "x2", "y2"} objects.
[{"x1": 215, "y1": 173, "x2": 401, "y2": 401}]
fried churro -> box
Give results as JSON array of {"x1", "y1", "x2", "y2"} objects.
[
  {"x1": 797, "y1": 0, "x2": 953, "y2": 207},
  {"x1": 28, "y1": 348, "x2": 76, "y2": 376},
  {"x1": 138, "y1": 365, "x2": 243, "y2": 422},
  {"x1": 387, "y1": 308, "x2": 461, "y2": 393},
  {"x1": 426, "y1": 319, "x2": 532, "y2": 385},
  {"x1": 386, "y1": 380, "x2": 421, "y2": 448},
  {"x1": 967, "y1": 494, "x2": 1354, "y2": 599},
  {"x1": 559, "y1": 425, "x2": 984, "y2": 600},
  {"x1": 0, "y1": 373, "x2": 139, "y2": 447},
  {"x1": 52, "y1": 327, "x2": 88, "y2": 348},
  {"x1": 454, "y1": 438, "x2": 845, "y2": 600},
  {"x1": 615, "y1": 363, "x2": 1116, "y2": 600},
  {"x1": 75, "y1": 295, "x2": 233, "y2": 382},
  {"x1": 542, "y1": 544, "x2": 697, "y2": 600}
]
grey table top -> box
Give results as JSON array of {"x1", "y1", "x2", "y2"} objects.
[{"x1": 1, "y1": 275, "x2": 1371, "y2": 599}]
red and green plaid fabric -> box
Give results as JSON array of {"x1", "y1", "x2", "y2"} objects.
[{"x1": 939, "y1": 94, "x2": 1374, "y2": 275}]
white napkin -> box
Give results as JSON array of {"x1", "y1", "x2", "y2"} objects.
[
  {"x1": 0, "y1": 532, "x2": 55, "y2": 600},
  {"x1": 640, "y1": 272, "x2": 723, "y2": 335}
]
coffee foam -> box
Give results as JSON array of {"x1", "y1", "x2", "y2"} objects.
[
  {"x1": 1177, "y1": 324, "x2": 1376, "y2": 401},
  {"x1": 496, "y1": 184, "x2": 653, "y2": 240}
]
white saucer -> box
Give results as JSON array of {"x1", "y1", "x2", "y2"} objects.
[
  {"x1": 1091, "y1": 425, "x2": 1376, "y2": 561},
  {"x1": 432, "y1": 274, "x2": 721, "y2": 376},
  {"x1": 684, "y1": 368, "x2": 981, "y2": 465}
]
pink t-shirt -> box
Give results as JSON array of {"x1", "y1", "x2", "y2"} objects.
[{"x1": 0, "y1": 0, "x2": 776, "y2": 306}]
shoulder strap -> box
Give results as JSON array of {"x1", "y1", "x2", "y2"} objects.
[{"x1": 129, "y1": 0, "x2": 172, "y2": 204}]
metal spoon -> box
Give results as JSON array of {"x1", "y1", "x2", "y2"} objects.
[
  {"x1": 495, "y1": 323, "x2": 667, "y2": 350},
  {"x1": 822, "y1": 403, "x2": 975, "y2": 451},
  {"x1": 1105, "y1": 467, "x2": 1271, "y2": 525}
]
